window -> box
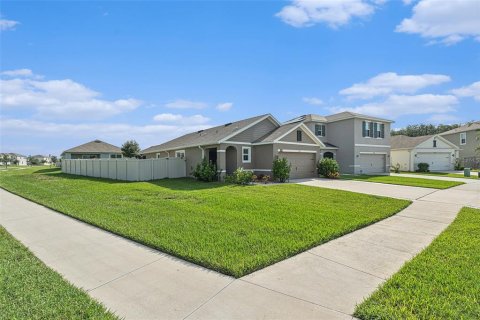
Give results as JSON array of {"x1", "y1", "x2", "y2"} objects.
[
  {"x1": 433, "y1": 140, "x2": 437, "y2": 148},
  {"x1": 460, "y1": 132, "x2": 467, "y2": 145},
  {"x1": 242, "y1": 147, "x2": 251, "y2": 163},
  {"x1": 315, "y1": 124, "x2": 326, "y2": 137},
  {"x1": 363, "y1": 121, "x2": 385, "y2": 138},
  {"x1": 175, "y1": 150, "x2": 185, "y2": 159},
  {"x1": 156, "y1": 153, "x2": 162, "y2": 158},
  {"x1": 363, "y1": 121, "x2": 371, "y2": 137},
  {"x1": 296, "y1": 130, "x2": 302, "y2": 142},
  {"x1": 110, "y1": 154, "x2": 122, "y2": 158}
]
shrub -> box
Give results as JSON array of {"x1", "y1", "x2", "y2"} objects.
[
  {"x1": 262, "y1": 175, "x2": 271, "y2": 184},
  {"x1": 391, "y1": 163, "x2": 401, "y2": 173},
  {"x1": 416, "y1": 162, "x2": 430, "y2": 172},
  {"x1": 226, "y1": 167, "x2": 254, "y2": 185},
  {"x1": 272, "y1": 158, "x2": 291, "y2": 183},
  {"x1": 317, "y1": 158, "x2": 340, "y2": 178},
  {"x1": 454, "y1": 159, "x2": 464, "y2": 171},
  {"x1": 193, "y1": 159, "x2": 218, "y2": 182}
]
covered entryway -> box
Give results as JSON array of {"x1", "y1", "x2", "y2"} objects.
[
  {"x1": 278, "y1": 152, "x2": 316, "y2": 179},
  {"x1": 358, "y1": 154, "x2": 386, "y2": 174},
  {"x1": 415, "y1": 152, "x2": 452, "y2": 171},
  {"x1": 225, "y1": 146, "x2": 237, "y2": 175}
]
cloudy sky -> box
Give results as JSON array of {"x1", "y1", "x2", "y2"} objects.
[{"x1": 1, "y1": 0, "x2": 479, "y2": 156}]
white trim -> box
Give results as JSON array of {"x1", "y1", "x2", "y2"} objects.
[
  {"x1": 220, "y1": 115, "x2": 280, "y2": 143},
  {"x1": 216, "y1": 150, "x2": 226, "y2": 153},
  {"x1": 349, "y1": 165, "x2": 361, "y2": 167},
  {"x1": 271, "y1": 141, "x2": 319, "y2": 147},
  {"x1": 359, "y1": 152, "x2": 388, "y2": 155},
  {"x1": 355, "y1": 144, "x2": 390, "y2": 148},
  {"x1": 223, "y1": 141, "x2": 252, "y2": 145},
  {"x1": 242, "y1": 146, "x2": 251, "y2": 163},
  {"x1": 278, "y1": 149, "x2": 317, "y2": 153},
  {"x1": 460, "y1": 132, "x2": 467, "y2": 145},
  {"x1": 251, "y1": 169, "x2": 272, "y2": 172},
  {"x1": 175, "y1": 150, "x2": 185, "y2": 159}
]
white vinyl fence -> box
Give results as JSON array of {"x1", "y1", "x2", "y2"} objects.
[{"x1": 62, "y1": 158, "x2": 186, "y2": 181}]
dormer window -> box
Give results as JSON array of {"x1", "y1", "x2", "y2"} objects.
[{"x1": 296, "y1": 130, "x2": 302, "y2": 142}]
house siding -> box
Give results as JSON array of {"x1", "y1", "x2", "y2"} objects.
[
  {"x1": 303, "y1": 122, "x2": 328, "y2": 142},
  {"x1": 326, "y1": 119, "x2": 355, "y2": 173},
  {"x1": 442, "y1": 130, "x2": 479, "y2": 161},
  {"x1": 252, "y1": 144, "x2": 274, "y2": 171},
  {"x1": 227, "y1": 118, "x2": 278, "y2": 142},
  {"x1": 279, "y1": 127, "x2": 316, "y2": 144}
]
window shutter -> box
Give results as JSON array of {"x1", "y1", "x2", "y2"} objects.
[
  {"x1": 373, "y1": 123, "x2": 378, "y2": 138},
  {"x1": 362, "y1": 121, "x2": 366, "y2": 137},
  {"x1": 369, "y1": 122, "x2": 374, "y2": 137},
  {"x1": 322, "y1": 125, "x2": 326, "y2": 136}
]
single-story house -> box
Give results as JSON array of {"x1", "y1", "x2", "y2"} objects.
[
  {"x1": 141, "y1": 112, "x2": 393, "y2": 179},
  {"x1": 440, "y1": 121, "x2": 480, "y2": 168},
  {"x1": 62, "y1": 140, "x2": 123, "y2": 159},
  {"x1": 391, "y1": 135, "x2": 459, "y2": 171}
]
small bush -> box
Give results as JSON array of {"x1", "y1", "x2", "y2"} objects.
[
  {"x1": 391, "y1": 163, "x2": 401, "y2": 173},
  {"x1": 317, "y1": 158, "x2": 340, "y2": 178},
  {"x1": 416, "y1": 162, "x2": 430, "y2": 172},
  {"x1": 226, "y1": 167, "x2": 254, "y2": 185},
  {"x1": 272, "y1": 158, "x2": 291, "y2": 183},
  {"x1": 454, "y1": 159, "x2": 464, "y2": 171},
  {"x1": 193, "y1": 159, "x2": 218, "y2": 182},
  {"x1": 262, "y1": 175, "x2": 271, "y2": 184}
]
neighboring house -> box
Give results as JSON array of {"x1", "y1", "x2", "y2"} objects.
[
  {"x1": 31, "y1": 155, "x2": 53, "y2": 165},
  {"x1": 440, "y1": 121, "x2": 480, "y2": 168},
  {"x1": 62, "y1": 140, "x2": 123, "y2": 159},
  {"x1": 141, "y1": 112, "x2": 393, "y2": 179},
  {"x1": 0, "y1": 153, "x2": 28, "y2": 166},
  {"x1": 391, "y1": 135, "x2": 459, "y2": 172}
]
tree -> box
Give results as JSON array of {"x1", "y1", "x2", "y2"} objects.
[
  {"x1": 121, "y1": 140, "x2": 141, "y2": 158},
  {"x1": 391, "y1": 123, "x2": 461, "y2": 137},
  {"x1": 1, "y1": 154, "x2": 12, "y2": 169},
  {"x1": 51, "y1": 156, "x2": 58, "y2": 164},
  {"x1": 27, "y1": 156, "x2": 40, "y2": 166}
]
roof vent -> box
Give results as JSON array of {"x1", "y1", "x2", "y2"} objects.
[
  {"x1": 224, "y1": 122, "x2": 232, "y2": 127},
  {"x1": 197, "y1": 130, "x2": 204, "y2": 134},
  {"x1": 94, "y1": 140, "x2": 102, "y2": 143}
]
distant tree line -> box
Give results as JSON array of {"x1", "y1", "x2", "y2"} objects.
[{"x1": 391, "y1": 123, "x2": 461, "y2": 137}]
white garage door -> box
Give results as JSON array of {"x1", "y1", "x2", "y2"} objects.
[
  {"x1": 415, "y1": 152, "x2": 452, "y2": 171},
  {"x1": 358, "y1": 154, "x2": 386, "y2": 174},
  {"x1": 279, "y1": 152, "x2": 316, "y2": 179}
]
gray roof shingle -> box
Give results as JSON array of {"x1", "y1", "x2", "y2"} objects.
[
  {"x1": 63, "y1": 140, "x2": 122, "y2": 154},
  {"x1": 391, "y1": 135, "x2": 433, "y2": 149},
  {"x1": 440, "y1": 121, "x2": 480, "y2": 135}
]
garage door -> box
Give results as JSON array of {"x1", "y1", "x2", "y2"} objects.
[
  {"x1": 358, "y1": 154, "x2": 386, "y2": 174},
  {"x1": 279, "y1": 152, "x2": 316, "y2": 179},
  {"x1": 415, "y1": 152, "x2": 452, "y2": 171}
]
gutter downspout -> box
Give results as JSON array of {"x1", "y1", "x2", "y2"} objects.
[{"x1": 198, "y1": 146, "x2": 205, "y2": 159}]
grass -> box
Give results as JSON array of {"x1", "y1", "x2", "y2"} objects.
[
  {"x1": 400, "y1": 171, "x2": 479, "y2": 180},
  {"x1": 340, "y1": 174, "x2": 464, "y2": 189},
  {"x1": 0, "y1": 167, "x2": 410, "y2": 278},
  {"x1": 0, "y1": 226, "x2": 117, "y2": 319},
  {"x1": 355, "y1": 207, "x2": 480, "y2": 320}
]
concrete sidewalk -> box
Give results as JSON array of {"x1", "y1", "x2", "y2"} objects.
[
  {"x1": 391, "y1": 172, "x2": 479, "y2": 183},
  {"x1": 0, "y1": 179, "x2": 474, "y2": 319}
]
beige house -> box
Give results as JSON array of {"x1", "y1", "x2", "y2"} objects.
[
  {"x1": 440, "y1": 122, "x2": 480, "y2": 168},
  {"x1": 62, "y1": 140, "x2": 123, "y2": 159},
  {"x1": 391, "y1": 135, "x2": 459, "y2": 172},
  {"x1": 142, "y1": 112, "x2": 393, "y2": 179}
]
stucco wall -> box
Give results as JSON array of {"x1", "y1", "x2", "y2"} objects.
[
  {"x1": 391, "y1": 150, "x2": 410, "y2": 171},
  {"x1": 442, "y1": 130, "x2": 479, "y2": 160},
  {"x1": 279, "y1": 127, "x2": 316, "y2": 144},
  {"x1": 326, "y1": 119, "x2": 355, "y2": 173},
  {"x1": 227, "y1": 118, "x2": 278, "y2": 142}
]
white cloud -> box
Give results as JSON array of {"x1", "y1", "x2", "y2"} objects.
[
  {"x1": 1, "y1": 69, "x2": 39, "y2": 78},
  {"x1": 276, "y1": 0, "x2": 379, "y2": 28},
  {"x1": 340, "y1": 72, "x2": 450, "y2": 100},
  {"x1": 216, "y1": 102, "x2": 233, "y2": 111},
  {"x1": 426, "y1": 114, "x2": 460, "y2": 124},
  {"x1": 153, "y1": 113, "x2": 210, "y2": 125},
  {"x1": 330, "y1": 94, "x2": 458, "y2": 117},
  {"x1": 0, "y1": 18, "x2": 19, "y2": 31},
  {"x1": 396, "y1": 0, "x2": 480, "y2": 45},
  {"x1": 302, "y1": 97, "x2": 324, "y2": 105},
  {"x1": 0, "y1": 72, "x2": 142, "y2": 120},
  {"x1": 164, "y1": 99, "x2": 208, "y2": 109},
  {"x1": 451, "y1": 81, "x2": 480, "y2": 101}
]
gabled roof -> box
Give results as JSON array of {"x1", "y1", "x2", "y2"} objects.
[
  {"x1": 439, "y1": 121, "x2": 480, "y2": 135},
  {"x1": 283, "y1": 112, "x2": 393, "y2": 125},
  {"x1": 141, "y1": 114, "x2": 279, "y2": 154},
  {"x1": 391, "y1": 135, "x2": 459, "y2": 150},
  {"x1": 63, "y1": 140, "x2": 122, "y2": 154},
  {"x1": 254, "y1": 122, "x2": 326, "y2": 147}
]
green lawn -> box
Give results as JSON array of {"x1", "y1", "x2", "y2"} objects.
[
  {"x1": 340, "y1": 174, "x2": 464, "y2": 189},
  {"x1": 355, "y1": 207, "x2": 480, "y2": 320},
  {"x1": 0, "y1": 168, "x2": 410, "y2": 277},
  {"x1": 400, "y1": 171, "x2": 479, "y2": 180},
  {"x1": 0, "y1": 226, "x2": 117, "y2": 319}
]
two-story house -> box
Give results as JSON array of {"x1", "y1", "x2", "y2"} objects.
[
  {"x1": 440, "y1": 121, "x2": 480, "y2": 168},
  {"x1": 141, "y1": 111, "x2": 393, "y2": 179}
]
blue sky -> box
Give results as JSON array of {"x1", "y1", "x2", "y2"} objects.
[{"x1": 1, "y1": 0, "x2": 479, "y2": 156}]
